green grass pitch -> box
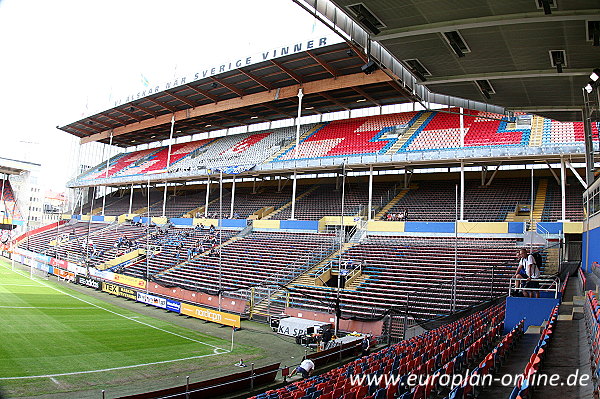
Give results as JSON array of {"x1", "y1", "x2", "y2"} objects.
[{"x1": 0, "y1": 257, "x2": 257, "y2": 397}]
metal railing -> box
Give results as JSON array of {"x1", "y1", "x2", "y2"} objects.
[{"x1": 508, "y1": 277, "x2": 561, "y2": 299}]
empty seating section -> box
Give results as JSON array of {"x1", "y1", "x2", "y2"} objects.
[
  {"x1": 122, "y1": 228, "x2": 238, "y2": 279},
  {"x1": 405, "y1": 109, "x2": 529, "y2": 151},
  {"x1": 0, "y1": 179, "x2": 22, "y2": 219},
  {"x1": 172, "y1": 126, "x2": 312, "y2": 171},
  {"x1": 75, "y1": 112, "x2": 598, "y2": 184},
  {"x1": 277, "y1": 113, "x2": 418, "y2": 161},
  {"x1": 272, "y1": 183, "x2": 396, "y2": 221},
  {"x1": 383, "y1": 179, "x2": 534, "y2": 222},
  {"x1": 147, "y1": 192, "x2": 204, "y2": 218},
  {"x1": 252, "y1": 305, "x2": 505, "y2": 399},
  {"x1": 542, "y1": 180, "x2": 584, "y2": 221},
  {"x1": 543, "y1": 119, "x2": 599, "y2": 145},
  {"x1": 286, "y1": 236, "x2": 517, "y2": 323},
  {"x1": 155, "y1": 232, "x2": 337, "y2": 294},
  {"x1": 204, "y1": 187, "x2": 298, "y2": 219},
  {"x1": 506, "y1": 305, "x2": 559, "y2": 399},
  {"x1": 584, "y1": 291, "x2": 600, "y2": 397},
  {"x1": 102, "y1": 189, "x2": 164, "y2": 216},
  {"x1": 17, "y1": 221, "x2": 107, "y2": 258}
]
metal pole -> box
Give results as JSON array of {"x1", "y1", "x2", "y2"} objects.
[
  {"x1": 460, "y1": 107, "x2": 465, "y2": 148},
  {"x1": 335, "y1": 164, "x2": 346, "y2": 337},
  {"x1": 101, "y1": 132, "x2": 113, "y2": 216},
  {"x1": 204, "y1": 176, "x2": 211, "y2": 218},
  {"x1": 453, "y1": 184, "x2": 458, "y2": 313},
  {"x1": 560, "y1": 157, "x2": 566, "y2": 221},
  {"x1": 290, "y1": 171, "x2": 297, "y2": 220},
  {"x1": 368, "y1": 165, "x2": 373, "y2": 220},
  {"x1": 185, "y1": 376, "x2": 190, "y2": 399},
  {"x1": 460, "y1": 160, "x2": 465, "y2": 220},
  {"x1": 294, "y1": 89, "x2": 304, "y2": 159},
  {"x1": 230, "y1": 176, "x2": 236, "y2": 218},
  {"x1": 128, "y1": 183, "x2": 134, "y2": 215},
  {"x1": 219, "y1": 171, "x2": 223, "y2": 311},
  {"x1": 146, "y1": 177, "x2": 150, "y2": 293},
  {"x1": 530, "y1": 164, "x2": 534, "y2": 229}
]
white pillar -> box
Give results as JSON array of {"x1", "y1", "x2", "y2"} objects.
[
  {"x1": 290, "y1": 171, "x2": 297, "y2": 220},
  {"x1": 368, "y1": 165, "x2": 373, "y2": 220},
  {"x1": 294, "y1": 89, "x2": 304, "y2": 159},
  {"x1": 460, "y1": 160, "x2": 465, "y2": 221},
  {"x1": 128, "y1": 184, "x2": 134, "y2": 215},
  {"x1": 560, "y1": 158, "x2": 566, "y2": 221},
  {"x1": 460, "y1": 107, "x2": 465, "y2": 148},
  {"x1": 162, "y1": 182, "x2": 168, "y2": 218},
  {"x1": 101, "y1": 133, "x2": 113, "y2": 216},
  {"x1": 230, "y1": 176, "x2": 236, "y2": 218},
  {"x1": 204, "y1": 177, "x2": 211, "y2": 218}
]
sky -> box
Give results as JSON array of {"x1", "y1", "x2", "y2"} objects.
[{"x1": 0, "y1": 0, "x2": 334, "y2": 192}]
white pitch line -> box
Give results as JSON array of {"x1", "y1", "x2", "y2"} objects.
[
  {"x1": 0, "y1": 284, "x2": 40, "y2": 287},
  {"x1": 0, "y1": 306, "x2": 97, "y2": 310},
  {"x1": 0, "y1": 352, "x2": 222, "y2": 380},
  {"x1": 0, "y1": 263, "x2": 229, "y2": 352}
]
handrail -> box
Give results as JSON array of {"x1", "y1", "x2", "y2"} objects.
[{"x1": 508, "y1": 277, "x2": 560, "y2": 299}]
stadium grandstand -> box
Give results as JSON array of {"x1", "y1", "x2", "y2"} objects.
[{"x1": 2, "y1": 0, "x2": 600, "y2": 398}]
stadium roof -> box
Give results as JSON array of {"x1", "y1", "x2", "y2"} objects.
[
  {"x1": 0, "y1": 156, "x2": 39, "y2": 175},
  {"x1": 301, "y1": 0, "x2": 600, "y2": 122},
  {"x1": 58, "y1": 41, "x2": 420, "y2": 148}
]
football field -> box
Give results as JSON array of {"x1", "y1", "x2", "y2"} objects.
[{"x1": 0, "y1": 257, "x2": 259, "y2": 397}]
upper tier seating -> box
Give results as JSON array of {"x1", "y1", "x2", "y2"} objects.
[
  {"x1": 203, "y1": 186, "x2": 299, "y2": 219},
  {"x1": 155, "y1": 231, "x2": 337, "y2": 294},
  {"x1": 404, "y1": 108, "x2": 529, "y2": 151},
  {"x1": 0, "y1": 179, "x2": 22, "y2": 219},
  {"x1": 75, "y1": 112, "x2": 598, "y2": 183},
  {"x1": 277, "y1": 113, "x2": 419, "y2": 160},
  {"x1": 542, "y1": 119, "x2": 599, "y2": 145}
]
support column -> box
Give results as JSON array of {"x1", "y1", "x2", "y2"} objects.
[
  {"x1": 230, "y1": 176, "x2": 236, "y2": 218},
  {"x1": 460, "y1": 107, "x2": 465, "y2": 148},
  {"x1": 368, "y1": 165, "x2": 373, "y2": 220},
  {"x1": 162, "y1": 182, "x2": 168, "y2": 218},
  {"x1": 128, "y1": 184, "x2": 134, "y2": 215},
  {"x1": 290, "y1": 171, "x2": 297, "y2": 220},
  {"x1": 560, "y1": 157, "x2": 566, "y2": 221},
  {"x1": 294, "y1": 89, "x2": 304, "y2": 159},
  {"x1": 204, "y1": 177, "x2": 211, "y2": 218},
  {"x1": 460, "y1": 161, "x2": 465, "y2": 221}
]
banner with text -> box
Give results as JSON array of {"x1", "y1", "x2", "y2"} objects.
[{"x1": 180, "y1": 302, "x2": 240, "y2": 328}]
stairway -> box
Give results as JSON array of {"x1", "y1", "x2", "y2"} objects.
[
  {"x1": 528, "y1": 115, "x2": 545, "y2": 146},
  {"x1": 385, "y1": 111, "x2": 432, "y2": 154},
  {"x1": 265, "y1": 123, "x2": 325, "y2": 162},
  {"x1": 374, "y1": 186, "x2": 413, "y2": 219},
  {"x1": 532, "y1": 179, "x2": 548, "y2": 225},
  {"x1": 262, "y1": 185, "x2": 319, "y2": 220},
  {"x1": 250, "y1": 243, "x2": 354, "y2": 319}
]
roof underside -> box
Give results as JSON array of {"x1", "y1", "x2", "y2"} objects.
[
  {"x1": 327, "y1": 0, "x2": 599, "y2": 122},
  {"x1": 59, "y1": 42, "x2": 414, "y2": 147}
]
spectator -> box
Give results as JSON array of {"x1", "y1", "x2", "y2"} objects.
[
  {"x1": 514, "y1": 248, "x2": 540, "y2": 298},
  {"x1": 289, "y1": 358, "x2": 315, "y2": 379},
  {"x1": 209, "y1": 224, "x2": 216, "y2": 234},
  {"x1": 321, "y1": 328, "x2": 333, "y2": 350},
  {"x1": 361, "y1": 334, "x2": 371, "y2": 357}
]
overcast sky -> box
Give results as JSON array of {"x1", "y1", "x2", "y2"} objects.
[{"x1": 0, "y1": 0, "x2": 334, "y2": 191}]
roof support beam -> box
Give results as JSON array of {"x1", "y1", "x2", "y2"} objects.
[
  {"x1": 307, "y1": 51, "x2": 338, "y2": 77},
  {"x1": 166, "y1": 92, "x2": 196, "y2": 108},
  {"x1": 423, "y1": 69, "x2": 593, "y2": 85},
  {"x1": 146, "y1": 97, "x2": 176, "y2": 112},
  {"x1": 185, "y1": 84, "x2": 220, "y2": 102},
  {"x1": 115, "y1": 108, "x2": 143, "y2": 122},
  {"x1": 131, "y1": 103, "x2": 158, "y2": 118},
  {"x1": 271, "y1": 59, "x2": 303, "y2": 84},
  {"x1": 320, "y1": 92, "x2": 350, "y2": 111},
  {"x1": 237, "y1": 69, "x2": 274, "y2": 90},
  {"x1": 211, "y1": 77, "x2": 245, "y2": 97},
  {"x1": 80, "y1": 70, "x2": 393, "y2": 144},
  {"x1": 375, "y1": 10, "x2": 600, "y2": 41},
  {"x1": 352, "y1": 86, "x2": 380, "y2": 106}
]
